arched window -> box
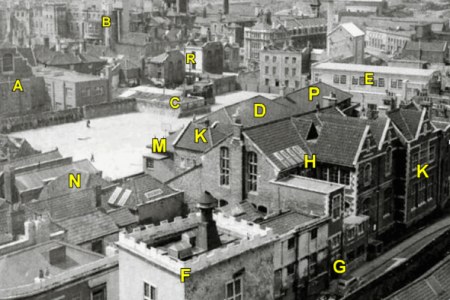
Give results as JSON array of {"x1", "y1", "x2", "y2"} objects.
[
  {"x1": 2, "y1": 53, "x2": 13, "y2": 72},
  {"x1": 219, "y1": 147, "x2": 230, "y2": 186},
  {"x1": 383, "y1": 188, "x2": 392, "y2": 216},
  {"x1": 385, "y1": 147, "x2": 392, "y2": 176},
  {"x1": 247, "y1": 151, "x2": 258, "y2": 192},
  {"x1": 363, "y1": 163, "x2": 372, "y2": 186}
]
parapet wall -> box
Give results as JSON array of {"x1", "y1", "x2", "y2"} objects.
[
  {"x1": 83, "y1": 98, "x2": 137, "y2": 119},
  {"x1": 118, "y1": 212, "x2": 275, "y2": 273}
]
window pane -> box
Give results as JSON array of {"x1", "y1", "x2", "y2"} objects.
[
  {"x1": 235, "y1": 279, "x2": 241, "y2": 294},
  {"x1": 144, "y1": 282, "x2": 149, "y2": 296},
  {"x1": 226, "y1": 282, "x2": 234, "y2": 297}
]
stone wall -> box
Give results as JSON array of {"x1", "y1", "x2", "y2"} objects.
[{"x1": 83, "y1": 98, "x2": 136, "y2": 119}]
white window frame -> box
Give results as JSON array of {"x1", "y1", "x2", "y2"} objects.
[
  {"x1": 144, "y1": 281, "x2": 156, "y2": 300},
  {"x1": 225, "y1": 277, "x2": 243, "y2": 300}
]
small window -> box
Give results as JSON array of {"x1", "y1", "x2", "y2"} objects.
[
  {"x1": 292, "y1": 68, "x2": 296, "y2": 76},
  {"x1": 2, "y1": 53, "x2": 13, "y2": 72},
  {"x1": 272, "y1": 67, "x2": 276, "y2": 75},
  {"x1": 378, "y1": 78, "x2": 385, "y2": 87},
  {"x1": 287, "y1": 263, "x2": 295, "y2": 275},
  {"x1": 352, "y1": 76, "x2": 358, "y2": 85},
  {"x1": 220, "y1": 147, "x2": 230, "y2": 186},
  {"x1": 340, "y1": 170, "x2": 350, "y2": 185},
  {"x1": 311, "y1": 228, "x2": 318, "y2": 239},
  {"x1": 385, "y1": 147, "x2": 392, "y2": 176},
  {"x1": 357, "y1": 223, "x2": 364, "y2": 235},
  {"x1": 144, "y1": 282, "x2": 156, "y2": 300},
  {"x1": 333, "y1": 74, "x2": 340, "y2": 83},
  {"x1": 340, "y1": 75, "x2": 346, "y2": 84},
  {"x1": 91, "y1": 240, "x2": 103, "y2": 254},
  {"x1": 265, "y1": 78, "x2": 269, "y2": 86},
  {"x1": 391, "y1": 79, "x2": 397, "y2": 89},
  {"x1": 226, "y1": 277, "x2": 242, "y2": 300},
  {"x1": 146, "y1": 158, "x2": 154, "y2": 169},
  {"x1": 292, "y1": 57, "x2": 297, "y2": 64},
  {"x1": 364, "y1": 163, "x2": 372, "y2": 186},
  {"x1": 265, "y1": 55, "x2": 269, "y2": 62},
  {"x1": 265, "y1": 66, "x2": 268, "y2": 74},
  {"x1": 273, "y1": 56, "x2": 276, "y2": 63},
  {"x1": 332, "y1": 195, "x2": 341, "y2": 220},
  {"x1": 429, "y1": 144, "x2": 436, "y2": 162},
  {"x1": 287, "y1": 237, "x2": 295, "y2": 249}
]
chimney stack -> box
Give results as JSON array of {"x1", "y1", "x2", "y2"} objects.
[
  {"x1": 326, "y1": 0, "x2": 334, "y2": 56},
  {"x1": 3, "y1": 165, "x2": 16, "y2": 204},
  {"x1": 223, "y1": 0, "x2": 229, "y2": 15},
  {"x1": 197, "y1": 191, "x2": 222, "y2": 251}
]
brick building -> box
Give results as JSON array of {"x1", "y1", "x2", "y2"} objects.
[
  {"x1": 0, "y1": 44, "x2": 48, "y2": 117},
  {"x1": 147, "y1": 49, "x2": 185, "y2": 87},
  {"x1": 185, "y1": 40, "x2": 224, "y2": 75},
  {"x1": 34, "y1": 67, "x2": 110, "y2": 110},
  {"x1": 259, "y1": 43, "x2": 311, "y2": 93},
  {"x1": 0, "y1": 217, "x2": 118, "y2": 300},
  {"x1": 116, "y1": 193, "x2": 276, "y2": 300}
]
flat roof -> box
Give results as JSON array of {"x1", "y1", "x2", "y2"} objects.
[
  {"x1": 34, "y1": 68, "x2": 107, "y2": 83},
  {"x1": 272, "y1": 175, "x2": 344, "y2": 194},
  {"x1": 0, "y1": 240, "x2": 103, "y2": 289},
  {"x1": 313, "y1": 62, "x2": 438, "y2": 77}
]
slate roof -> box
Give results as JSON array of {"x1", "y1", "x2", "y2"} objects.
[
  {"x1": 149, "y1": 52, "x2": 169, "y2": 64},
  {"x1": 17, "y1": 47, "x2": 37, "y2": 66},
  {"x1": 25, "y1": 189, "x2": 96, "y2": 220},
  {"x1": 173, "y1": 121, "x2": 229, "y2": 153},
  {"x1": 219, "y1": 201, "x2": 264, "y2": 222},
  {"x1": 57, "y1": 210, "x2": 119, "y2": 245},
  {"x1": 385, "y1": 254, "x2": 450, "y2": 300},
  {"x1": 261, "y1": 211, "x2": 317, "y2": 235},
  {"x1": 15, "y1": 159, "x2": 99, "y2": 192},
  {"x1": 404, "y1": 41, "x2": 448, "y2": 52},
  {"x1": 244, "y1": 118, "x2": 311, "y2": 171},
  {"x1": 276, "y1": 82, "x2": 353, "y2": 115},
  {"x1": 108, "y1": 174, "x2": 177, "y2": 208},
  {"x1": 107, "y1": 207, "x2": 138, "y2": 227},
  {"x1": 340, "y1": 22, "x2": 365, "y2": 37},
  {"x1": 0, "y1": 149, "x2": 62, "y2": 173},
  {"x1": 311, "y1": 121, "x2": 367, "y2": 167},
  {"x1": 388, "y1": 108, "x2": 422, "y2": 141}
]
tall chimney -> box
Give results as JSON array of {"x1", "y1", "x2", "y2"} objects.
[
  {"x1": 3, "y1": 165, "x2": 16, "y2": 204},
  {"x1": 326, "y1": 0, "x2": 334, "y2": 56},
  {"x1": 223, "y1": 0, "x2": 229, "y2": 15},
  {"x1": 197, "y1": 191, "x2": 221, "y2": 251}
]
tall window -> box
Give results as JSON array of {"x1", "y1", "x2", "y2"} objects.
[
  {"x1": 220, "y1": 147, "x2": 230, "y2": 186},
  {"x1": 332, "y1": 195, "x2": 341, "y2": 220},
  {"x1": 385, "y1": 147, "x2": 392, "y2": 176},
  {"x1": 429, "y1": 144, "x2": 436, "y2": 162},
  {"x1": 226, "y1": 277, "x2": 242, "y2": 300},
  {"x1": 419, "y1": 181, "x2": 426, "y2": 204},
  {"x1": 363, "y1": 163, "x2": 372, "y2": 186},
  {"x1": 144, "y1": 282, "x2": 156, "y2": 300},
  {"x1": 428, "y1": 178, "x2": 433, "y2": 201},
  {"x1": 340, "y1": 169, "x2": 350, "y2": 185},
  {"x1": 383, "y1": 188, "x2": 392, "y2": 216},
  {"x1": 2, "y1": 53, "x2": 13, "y2": 72},
  {"x1": 247, "y1": 152, "x2": 258, "y2": 192}
]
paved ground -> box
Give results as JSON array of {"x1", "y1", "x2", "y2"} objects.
[
  {"x1": 351, "y1": 215, "x2": 450, "y2": 283},
  {"x1": 13, "y1": 91, "x2": 278, "y2": 180}
]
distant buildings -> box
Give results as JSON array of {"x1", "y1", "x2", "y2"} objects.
[
  {"x1": 147, "y1": 49, "x2": 185, "y2": 87},
  {"x1": 185, "y1": 40, "x2": 224, "y2": 74},
  {"x1": 259, "y1": 43, "x2": 311, "y2": 93},
  {"x1": 34, "y1": 67, "x2": 110, "y2": 111},
  {"x1": 311, "y1": 62, "x2": 442, "y2": 109},
  {"x1": 328, "y1": 22, "x2": 365, "y2": 64},
  {"x1": 244, "y1": 9, "x2": 327, "y2": 67},
  {"x1": 365, "y1": 26, "x2": 414, "y2": 55},
  {"x1": 343, "y1": 0, "x2": 387, "y2": 15}
]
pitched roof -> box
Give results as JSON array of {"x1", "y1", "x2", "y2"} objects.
[
  {"x1": 57, "y1": 210, "x2": 119, "y2": 245},
  {"x1": 149, "y1": 52, "x2": 169, "y2": 64},
  {"x1": 0, "y1": 149, "x2": 62, "y2": 173},
  {"x1": 276, "y1": 82, "x2": 353, "y2": 115},
  {"x1": 173, "y1": 121, "x2": 229, "y2": 153},
  {"x1": 404, "y1": 41, "x2": 448, "y2": 52},
  {"x1": 244, "y1": 118, "x2": 311, "y2": 171},
  {"x1": 261, "y1": 211, "x2": 317, "y2": 235},
  {"x1": 385, "y1": 254, "x2": 450, "y2": 300},
  {"x1": 388, "y1": 108, "x2": 422, "y2": 141},
  {"x1": 312, "y1": 121, "x2": 367, "y2": 167},
  {"x1": 108, "y1": 174, "x2": 177, "y2": 208},
  {"x1": 15, "y1": 159, "x2": 99, "y2": 192},
  {"x1": 25, "y1": 188, "x2": 96, "y2": 220},
  {"x1": 339, "y1": 22, "x2": 365, "y2": 37},
  {"x1": 107, "y1": 207, "x2": 138, "y2": 227},
  {"x1": 17, "y1": 47, "x2": 37, "y2": 66}
]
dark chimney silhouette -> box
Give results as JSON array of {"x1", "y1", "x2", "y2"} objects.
[
  {"x1": 3, "y1": 165, "x2": 17, "y2": 204},
  {"x1": 223, "y1": 0, "x2": 229, "y2": 15},
  {"x1": 197, "y1": 191, "x2": 221, "y2": 251}
]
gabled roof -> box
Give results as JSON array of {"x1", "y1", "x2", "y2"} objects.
[
  {"x1": 388, "y1": 108, "x2": 423, "y2": 141},
  {"x1": 15, "y1": 159, "x2": 99, "y2": 192},
  {"x1": 311, "y1": 121, "x2": 368, "y2": 167},
  {"x1": 385, "y1": 254, "x2": 450, "y2": 300},
  {"x1": 149, "y1": 52, "x2": 169, "y2": 64},
  {"x1": 108, "y1": 174, "x2": 177, "y2": 208},
  {"x1": 404, "y1": 41, "x2": 448, "y2": 53},
  {"x1": 173, "y1": 121, "x2": 229, "y2": 153},
  {"x1": 244, "y1": 118, "x2": 311, "y2": 171},
  {"x1": 276, "y1": 82, "x2": 353, "y2": 115},
  {"x1": 337, "y1": 22, "x2": 365, "y2": 37}
]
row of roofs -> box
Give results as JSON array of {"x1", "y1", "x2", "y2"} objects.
[{"x1": 167, "y1": 82, "x2": 442, "y2": 173}]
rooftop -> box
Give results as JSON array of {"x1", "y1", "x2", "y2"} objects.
[
  {"x1": 313, "y1": 62, "x2": 438, "y2": 77},
  {"x1": 339, "y1": 22, "x2": 365, "y2": 37},
  {"x1": 272, "y1": 175, "x2": 344, "y2": 194},
  {"x1": 33, "y1": 67, "x2": 107, "y2": 83},
  {"x1": 0, "y1": 240, "x2": 107, "y2": 289},
  {"x1": 261, "y1": 210, "x2": 319, "y2": 235},
  {"x1": 117, "y1": 212, "x2": 274, "y2": 273}
]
